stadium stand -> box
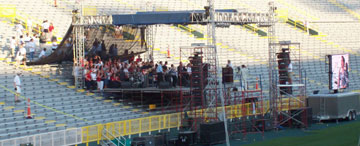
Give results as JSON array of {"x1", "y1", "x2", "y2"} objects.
[{"x1": 0, "y1": 0, "x2": 360, "y2": 145}]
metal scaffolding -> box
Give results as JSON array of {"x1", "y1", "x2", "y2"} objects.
[
  {"x1": 271, "y1": 42, "x2": 308, "y2": 128},
  {"x1": 72, "y1": 11, "x2": 85, "y2": 88},
  {"x1": 70, "y1": 1, "x2": 311, "y2": 144},
  {"x1": 266, "y1": 1, "x2": 279, "y2": 129},
  {"x1": 205, "y1": 0, "x2": 230, "y2": 145},
  {"x1": 145, "y1": 25, "x2": 155, "y2": 61}
]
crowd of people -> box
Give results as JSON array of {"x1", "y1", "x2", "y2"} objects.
[
  {"x1": 83, "y1": 53, "x2": 200, "y2": 92},
  {"x1": 11, "y1": 20, "x2": 56, "y2": 67},
  {"x1": 82, "y1": 52, "x2": 252, "y2": 93}
]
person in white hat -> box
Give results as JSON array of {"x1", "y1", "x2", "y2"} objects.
[{"x1": 13, "y1": 72, "x2": 22, "y2": 102}]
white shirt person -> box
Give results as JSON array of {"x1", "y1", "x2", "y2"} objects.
[{"x1": 13, "y1": 72, "x2": 22, "y2": 102}]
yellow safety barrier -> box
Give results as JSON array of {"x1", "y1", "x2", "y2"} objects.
[
  {"x1": 80, "y1": 96, "x2": 304, "y2": 145},
  {"x1": 82, "y1": 113, "x2": 181, "y2": 145}
]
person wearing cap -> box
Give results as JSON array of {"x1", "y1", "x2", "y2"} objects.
[{"x1": 13, "y1": 72, "x2": 22, "y2": 102}]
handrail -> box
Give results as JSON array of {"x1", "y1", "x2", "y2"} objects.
[
  {"x1": 81, "y1": 96, "x2": 304, "y2": 145},
  {"x1": 113, "y1": 127, "x2": 127, "y2": 146},
  {"x1": 102, "y1": 128, "x2": 124, "y2": 146},
  {"x1": 9, "y1": 5, "x2": 60, "y2": 38},
  {"x1": 0, "y1": 128, "x2": 82, "y2": 146},
  {"x1": 14, "y1": 11, "x2": 42, "y2": 34},
  {"x1": 177, "y1": 24, "x2": 193, "y2": 32}
]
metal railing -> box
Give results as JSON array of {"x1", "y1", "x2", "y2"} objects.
[
  {"x1": 0, "y1": 98, "x2": 303, "y2": 146},
  {"x1": 82, "y1": 113, "x2": 181, "y2": 145},
  {"x1": 101, "y1": 128, "x2": 124, "y2": 146},
  {"x1": 0, "y1": 4, "x2": 60, "y2": 39},
  {"x1": 80, "y1": 96, "x2": 304, "y2": 145},
  {"x1": 0, "y1": 128, "x2": 82, "y2": 146}
]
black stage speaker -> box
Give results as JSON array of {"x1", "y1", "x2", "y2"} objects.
[
  {"x1": 177, "y1": 131, "x2": 197, "y2": 146},
  {"x1": 131, "y1": 137, "x2": 147, "y2": 146},
  {"x1": 222, "y1": 67, "x2": 233, "y2": 83},
  {"x1": 200, "y1": 122, "x2": 225, "y2": 144},
  {"x1": 20, "y1": 144, "x2": 33, "y2": 146},
  {"x1": 121, "y1": 81, "x2": 132, "y2": 88},
  {"x1": 168, "y1": 138, "x2": 177, "y2": 146},
  {"x1": 159, "y1": 81, "x2": 171, "y2": 89},
  {"x1": 156, "y1": 132, "x2": 168, "y2": 146},
  {"x1": 132, "y1": 135, "x2": 165, "y2": 146},
  {"x1": 277, "y1": 50, "x2": 292, "y2": 95}
]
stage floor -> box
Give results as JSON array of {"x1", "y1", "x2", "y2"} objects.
[{"x1": 103, "y1": 87, "x2": 191, "y2": 93}]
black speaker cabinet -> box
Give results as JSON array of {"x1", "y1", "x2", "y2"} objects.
[
  {"x1": 177, "y1": 131, "x2": 197, "y2": 146},
  {"x1": 168, "y1": 138, "x2": 178, "y2": 146},
  {"x1": 121, "y1": 81, "x2": 132, "y2": 88},
  {"x1": 131, "y1": 137, "x2": 147, "y2": 146},
  {"x1": 20, "y1": 144, "x2": 33, "y2": 146},
  {"x1": 222, "y1": 67, "x2": 233, "y2": 83},
  {"x1": 156, "y1": 132, "x2": 168, "y2": 146},
  {"x1": 200, "y1": 122, "x2": 225, "y2": 144},
  {"x1": 132, "y1": 135, "x2": 165, "y2": 146},
  {"x1": 159, "y1": 81, "x2": 171, "y2": 89}
]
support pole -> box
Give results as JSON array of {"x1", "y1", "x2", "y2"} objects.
[
  {"x1": 206, "y1": 0, "x2": 230, "y2": 146},
  {"x1": 267, "y1": 1, "x2": 278, "y2": 129},
  {"x1": 72, "y1": 2, "x2": 85, "y2": 88}
]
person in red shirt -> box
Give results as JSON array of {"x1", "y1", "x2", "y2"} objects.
[
  {"x1": 136, "y1": 55, "x2": 142, "y2": 63},
  {"x1": 129, "y1": 51, "x2": 135, "y2": 63},
  {"x1": 128, "y1": 63, "x2": 135, "y2": 73},
  {"x1": 85, "y1": 70, "x2": 92, "y2": 91},
  {"x1": 49, "y1": 23, "x2": 54, "y2": 33}
]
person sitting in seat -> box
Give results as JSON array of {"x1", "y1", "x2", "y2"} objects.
[
  {"x1": 38, "y1": 48, "x2": 47, "y2": 59},
  {"x1": 85, "y1": 69, "x2": 92, "y2": 91},
  {"x1": 109, "y1": 73, "x2": 121, "y2": 88}
]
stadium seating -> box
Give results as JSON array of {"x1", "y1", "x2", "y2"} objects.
[
  {"x1": 0, "y1": 60, "x2": 149, "y2": 140},
  {"x1": 1, "y1": 0, "x2": 72, "y2": 40},
  {"x1": 0, "y1": 21, "x2": 147, "y2": 140},
  {"x1": 0, "y1": 0, "x2": 360, "y2": 142}
]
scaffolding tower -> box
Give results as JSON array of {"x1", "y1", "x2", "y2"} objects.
[
  {"x1": 179, "y1": 46, "x2": 206, "y2": 131},
  {"x1": 271, "y1": 42, "x2": 308, "y2": 128},
  {"x1": 72, "y1": 10, "x2": 85, "y2": 88}
]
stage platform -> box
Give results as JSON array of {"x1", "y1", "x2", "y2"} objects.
[{"x1": 103, "y1": 87, "x2": 191, "y2": 93}]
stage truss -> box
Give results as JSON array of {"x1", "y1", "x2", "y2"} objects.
[{"x1": 71, "y1": 1, "x2": 309, "y2": 144}]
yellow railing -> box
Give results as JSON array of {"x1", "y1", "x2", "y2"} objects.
[
  {"x1": 0, "y1": 4, "x2": 60, "y2": 39},
  {"x1": 82, "y1": 113, "x2": 181, "y2": 145},
  {"x1": 0, "y1": 5, "x2": 16, "y2": 18},
  {"x1": 13, "y1": 11, "x2": 42, "y2": 35},
  {"x1": 177, "y1": 24, "x2": 194, "y2": 33},
  {"x1": 80, "y1": 97, "x2": 304, "y2": 145}
]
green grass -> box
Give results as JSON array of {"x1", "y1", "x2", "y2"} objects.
[{"x1": 243, "y1": 120, "x2": 360, "y2": 146}]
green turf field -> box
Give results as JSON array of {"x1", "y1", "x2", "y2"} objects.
[
  {"x1": 215, "y1": 119, "x2": 360, "y2": 146},
  {"x1": 245, "y1": 120, "x2": 360, "y2": 146}
]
